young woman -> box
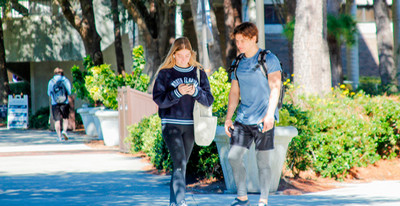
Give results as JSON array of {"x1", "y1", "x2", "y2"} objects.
[{"x1": 152, "y1": 37, "x2": 214, "y2": 206}]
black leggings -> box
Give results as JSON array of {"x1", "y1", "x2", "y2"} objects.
[{"x1": 162, "y1": 124, "x2": 195, "y2": 205}]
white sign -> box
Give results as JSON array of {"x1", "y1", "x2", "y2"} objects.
[{"x1": 7, "y1": 95, "x2": 29, "y2": 129}]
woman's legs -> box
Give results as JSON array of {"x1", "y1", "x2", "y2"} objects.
[{"x1": 162, "y1": 124, "x2": 194, "y2": 205}]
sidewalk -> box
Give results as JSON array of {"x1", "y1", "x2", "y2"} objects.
[{"x1": 0, "y1": 128, "x2": 399, "y2": 206}]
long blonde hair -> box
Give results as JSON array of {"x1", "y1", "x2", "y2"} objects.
[{"x1": 159, "y1": 37, "x2": 202, "y2": 70}]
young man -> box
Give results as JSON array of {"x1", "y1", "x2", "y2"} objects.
[
  {"x1": 225, "y1": 22, "x2": 282, "y2": 206},
  {"x1": 47, "y1": 67, "x2": 72, "y2": 142}
]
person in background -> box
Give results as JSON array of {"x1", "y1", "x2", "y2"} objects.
[
  {"x1": 152, "y1": 37, "x2": 214, "y2": 206},
  {"x1": 47, "y1": 67, "x2": 72, "y2": 142},
  {"x1": 225, "y1": 22, "x2": 282, "y2": 206}
]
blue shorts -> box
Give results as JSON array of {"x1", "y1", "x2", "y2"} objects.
[{"x1": 230, "y1": 121, "x2": 274, "y2": 151}]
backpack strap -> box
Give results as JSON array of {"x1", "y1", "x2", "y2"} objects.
[
  {"x1": 229, "y1": 53, "x2": 245, "y2": 85},
  {"x1": 258, "y1": 49, "x2": 270, "y2": 79}
]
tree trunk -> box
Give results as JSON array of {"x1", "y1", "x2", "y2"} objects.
[
  {"x1": 121, "y1": 0, "x2": 173, "y2": 90},
  {"x1": 374, "y1": 0, "x2": 398, "y2": 92},
  {"x1": 190, "y1": 0, "x2": 224, "y2": 74},
  {"x1": 111, "y1": 0, "x2": 125, "y2": 76},
  {"x1": 189, "y1": 0, "x2": 204, "y2": 66},
  {"x1": 293, "y1": 0, "x2": 331, "y2": 96},
  {"x1": 321, "y1": 0, "x2": 332, "y2": 93},
  {"x1": 327, "y1": 0, "x2": 343, "y2": 87},
  {"x1": 393, "y1": 0, "x2": 400, "y2": 86},
  {"x1": 57, "y1": 0, "x2": 103, "y2": 66},
  {"x1": 208, "y1": 1, "x2": 224, "y2": 73},
  {"x1": 285, "y1": 0, "x2": 296, "y2": 76},
  {"x1": 224, "y1": 0, "x2": 242, "y2": 69},
  {"x1": 328, "y1": 36, "x2": 342, "y2": 87},
  {"x1": 0, "y1": 17, "x2": 10, "y2": 106}
]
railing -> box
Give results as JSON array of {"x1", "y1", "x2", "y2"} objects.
[{"x1": 117, "y1": 86, "x2": 158, "y2": 153}]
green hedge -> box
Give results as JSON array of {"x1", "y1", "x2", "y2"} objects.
[
  {"x1": 126, "y1": 67, "x2": 400, "y2": 181},
  {"x1": 285, "y1": 87, "x2": 400, "y2": 179},
  {"x1": 29, "y1": 107, "x2": 50, "y2": 129},
  {"x1": 126, "y1": 114, "x2": 223, "y2": 179}
]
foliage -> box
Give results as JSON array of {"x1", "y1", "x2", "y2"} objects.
[
  {"x1": 327, "y1": 14, "x2": 358, "y2": 46},
  {"x1": 283, "y1": 19, "x2": 295, "y2": 42},
  {"x1": 84, "y1": 46, "x2": 150, "y2": 110},
  {"x1": 126, "y1": 114, "x2": 223, "y2": 179},
  {"x1": 71, "y1": 56, "x2": 95, "y2": 105},
  {"x1": 283, "y1": 14, "x2": 357, "y2": 47},
  {"x1": 283, "y1": 83, "x2": 400, "y2": 179},
  {"x1": 9, "y1": 81, "x2": 30, "y2": 96},
  {"x1": 354, "y1": 76, "x2": 399, "y2": 96},
  {"x1": 209, "y1": 67, "x2": 232, "y2": 125},
  {"x1": 29, "y1": 107, "x2": 50, "y2": 129},
  {"x1": 126, "y1": 114, "x2": 172, "y2": 171}
]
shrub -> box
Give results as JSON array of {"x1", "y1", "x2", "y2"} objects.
[
  {"x1": 209, "y1": 67, "x2": 232, "y2": 125},
  {"x1": 71, "y1": 56, "x2": 95, "y2": 106},
  {"x1": 283, "y1": 85, "x2": 400, "y2": 179},
  {"x1": 29, "y1": 107, "x2": 50, "y2": 129},
  {"x1": 126, "y1": 114, "x2": 172, "y2": 171},
  {"x1": 9, "y1": 81, "x2": 31, "y2": 97},
  {"x1": 84, "y1": 46, "x2": 149, "y2": 110},
  {"x1": 126, "y1": 68, "x2": 225, "y2": 179}
]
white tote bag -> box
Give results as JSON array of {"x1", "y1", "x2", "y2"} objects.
[{"x1": 193, "y1": 69, "x2": 218, "y2": 146}]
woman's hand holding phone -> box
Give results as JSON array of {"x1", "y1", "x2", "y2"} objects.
[{"x1": 178, "y1": 83, "x2": 195, "y2": 95}]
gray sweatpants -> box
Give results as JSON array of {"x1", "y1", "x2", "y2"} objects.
[{"x1": 228, "y1": 145, "x2": 273, "y2": 200}]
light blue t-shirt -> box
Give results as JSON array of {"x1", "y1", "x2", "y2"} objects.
[{"x1": 231, "y1": 49, "x2": 282, "y2": 125}]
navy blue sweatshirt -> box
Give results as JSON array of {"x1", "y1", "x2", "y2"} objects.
[{"x1": 153, "y1": 65, "x2": 214, "y2": 125}]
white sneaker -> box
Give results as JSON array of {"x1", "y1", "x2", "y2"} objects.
[{"x1": 62, "y1": 131, "x2": 69, "y2": 141}]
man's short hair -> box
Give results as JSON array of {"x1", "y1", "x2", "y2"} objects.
[
  {"x1": 54, "y1": 67, "x2": 64, "y2": 76},
  {"x1": 232, "y1": 22, "x2": 259, "y2": 43}
]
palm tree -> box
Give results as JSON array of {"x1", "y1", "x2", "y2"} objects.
[
  {"x1": 374, "y1": 0, "x2": 398, "y2": 93},
  {"x1": 293, "y1": 0, "x2": 331, "y2": 96},
  {"x1": 393, "y1": 0, "x2": 400, "y2": 87},
  {"x1": 189, "y1": 0, "x2": 224, "y2": 74}
]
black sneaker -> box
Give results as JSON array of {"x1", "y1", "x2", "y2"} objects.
[{"x1": 231, "y1": 198, "x2": 250, "y2": 206}]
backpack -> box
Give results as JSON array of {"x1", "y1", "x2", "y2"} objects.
[
  {"x1": 229, "y1": 50, "x2": 288, "y2": 109},
  {"x1": 52, "y1": 78, "x2": 68, "y2": 104}
]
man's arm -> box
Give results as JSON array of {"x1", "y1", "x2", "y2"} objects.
[
  {"x1": 224, "y1": 80, "x2": 240, "y2": 137},
  {"x1": 261, "y1": 70, "x2": 281, "y2": 132}
]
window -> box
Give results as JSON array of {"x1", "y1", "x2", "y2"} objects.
[{"x1": 264, "y1": 4, "x2": 284, "y2": 24}]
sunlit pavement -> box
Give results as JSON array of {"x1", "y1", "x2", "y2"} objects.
[{"x1": 1, "y1": 128, "x2": 399, "y2": 206}]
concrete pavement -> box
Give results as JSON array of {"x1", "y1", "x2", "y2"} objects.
[{"x1": 0, "y1": 128, "x2": 400, "y2": 206}]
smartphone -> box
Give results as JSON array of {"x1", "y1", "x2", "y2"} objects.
[
  {"x1": 257, "y1": 122, "x2": 264, "y2": 133},
  {"x1": 228, "y1": 127, "x2": 234, "y2": 134}
]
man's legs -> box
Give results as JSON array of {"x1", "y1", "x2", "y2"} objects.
[
  {"x1": 54, "y1": 120, "x2": 62, "y2": 141},
  {"x1": 61, "y1": 118, "x2": 69, "y2": 140},
  {"x1": 60, "y1": 104, "x2": 70, "y2": 140},
  {"x1": 254, "y1": 126, "x2": 275, "y2": 205},
  {"x1": 228, "y1": 145, "x2": 249, "y2": 200},
  {"x1": 52, "y1": 105, "x2": 62, "y2": 141},
  {"x1": 256, "y1": 150, "x2": 273, "y2": 205}
]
